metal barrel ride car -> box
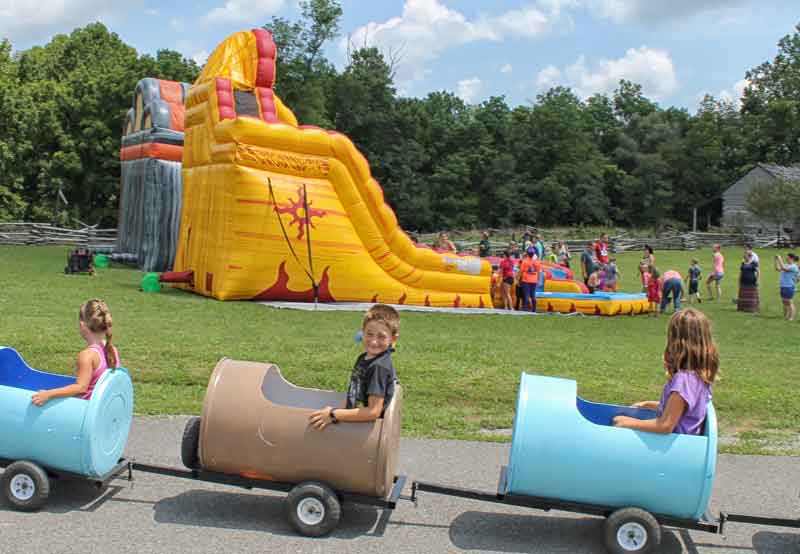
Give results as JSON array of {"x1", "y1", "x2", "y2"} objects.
[
  {"x1": 413, "y1": 372, "x2": 720, "y2": 554},
  {"x1": 171, "y1": 357, "x2": 405, "y2": 536},
  {"x1": 508, "y1": 373, "x2": 717, "y2": 521},
  {"x1": 0, "y1": 347, "x2": 134, "y2": 510}
]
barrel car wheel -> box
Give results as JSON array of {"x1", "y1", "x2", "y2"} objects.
[
  {"x1": 181, "y1": 417, "x2": 202, "y2": 470},
  {"x1": 286, "y1": 481, "x2": 342, "y2": 537},
  {"x1": 604, "y1": 507, "x2": 661, "y2": 554},
  {"x1": 1, "y1": 461, "x2": 50, "y2": 511}
]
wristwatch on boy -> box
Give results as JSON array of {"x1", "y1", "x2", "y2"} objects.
[{"x1": 329, "y1": 409, "x2": 339, "y2": 424}]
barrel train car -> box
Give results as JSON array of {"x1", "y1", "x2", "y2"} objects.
[
  {"x1": 0, "y1": 347, "x2": 133, "y2": 510},
  {"x1": 0, "y1": 349, "x2": 796, "y2": 553}
]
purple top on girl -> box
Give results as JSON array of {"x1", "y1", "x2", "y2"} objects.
[{"x1": 658, "y1": 371, "x2": 711, "y2": 435}]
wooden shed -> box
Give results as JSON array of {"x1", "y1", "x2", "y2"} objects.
[{"x1": 722, "y1": 163, "x2": 800, "y2": 233}]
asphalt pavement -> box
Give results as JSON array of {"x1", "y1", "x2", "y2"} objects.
[{"x1": 0, "y1": 416, "x2": 798, "y2": 554}]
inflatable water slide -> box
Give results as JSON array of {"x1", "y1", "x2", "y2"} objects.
[
  {"x1": 170, "y1": 29, "x2": 648, "y2": 315},
  {"x1": 118, "y1": 78, "x2": 190, "y2": 272},
  {"x1": 171, "y1": 29, "x2": 491, "y2": 308}
]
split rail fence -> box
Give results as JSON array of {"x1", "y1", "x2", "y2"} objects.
[{"x1": 0, "y1": 222, "x2": 116, "y2": 251}]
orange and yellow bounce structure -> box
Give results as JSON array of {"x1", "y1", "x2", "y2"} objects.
[{"x1": 168, "y1": 29, "x2": 648, "y2": 316}]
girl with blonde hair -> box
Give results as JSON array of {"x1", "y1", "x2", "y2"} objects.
[
  {"x1": 613, "y1": 308, "x2": 719, "y2": 435},
  {"x1": 31, "y1": 299, "x2": 119, "y2": 406}
]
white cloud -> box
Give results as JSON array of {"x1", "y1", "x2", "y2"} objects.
[
  {"x1": 456, "y1": 77, "x2": 483, "y2": 104},
  {"x1": 203, "y1": 0, "x2": 286, "y2": 25},
  {"x1": 716, "y1": 78, "x2": 749, "y2": 107},
  {"x1": 145, "y1": 8, "x2": 159, "y2": 16},
  {"x1": 342, "y1": 0, "x2": 571, "y2": 86},
  {"x1": 0, "y1": 0, "x2": 140, "y2": 45},
  {"x1": 169, "y1": 18, "x2": 184, "y2": 31},
  {"x1": 486, "y1": 6, "x2": 558, "y2": 38},
  {"x1": 500, "y1": 63, "x2": 513, "y2": 74},
  {"x1": 536, "y1": 65, "x2": 562, "y2": 89},
  {"x1": 535, "y1": 46, "x2": 679, "y2": 101}
]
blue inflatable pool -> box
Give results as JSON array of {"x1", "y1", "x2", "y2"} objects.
[
  {"x1": 0, "y1": 347, "x2": 133, "y2": 478},
  {"x1": 506, "y1": 373, "x2": 717, "y2": 520}
]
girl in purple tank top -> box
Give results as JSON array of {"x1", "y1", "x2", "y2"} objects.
[
  {"x1": 613, "y1": 308, "x2": 719, "y2": 435},
  {"x1": 31, "y1": 299, "x2": 119, "y2": 406}
]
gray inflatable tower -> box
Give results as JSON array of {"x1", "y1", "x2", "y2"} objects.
[{"x1": 117, "y1": 78, "x2": 190, "y2": 272}]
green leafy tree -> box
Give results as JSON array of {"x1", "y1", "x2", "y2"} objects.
[
  {"x1": 138, "y1": 50, "x2": 201, "y2": 84},
  {"x1": 0, "y1": 39, "x2": 29, "y2": 220},
  {"x1": 742, "y1": 24, "x2": 800, "y2": 165},
  {"x1": 263, "y1": 0, "x2": 342, "y2": 126}
]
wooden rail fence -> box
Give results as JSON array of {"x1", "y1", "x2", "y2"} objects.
[{"x1": 0, "y1": 222, "x2": 117, "y2": 251}]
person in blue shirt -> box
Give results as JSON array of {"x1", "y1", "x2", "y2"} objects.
[{"x1": 775, "y1": 253, "x2": 799, "y2": 321}]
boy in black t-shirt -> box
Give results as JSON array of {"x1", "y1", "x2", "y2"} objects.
[
  {"x1": 686, "y1": 258, "x2": 702, "y2": 304},
  {"x1": 309, "y1": 304, "x2": 399, "y2": 430}
]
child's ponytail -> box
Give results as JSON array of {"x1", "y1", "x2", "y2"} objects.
[
  {"x1": 103, "y1": 310, "x2": 117, "y2": 368},
  {"x1": 80, "y1": 299, "x2": 117, "y2": 367}
]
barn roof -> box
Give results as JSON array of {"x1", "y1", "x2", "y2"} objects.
[{"x1": 759, "y1": 163, "x2": 800, "y2": 182}]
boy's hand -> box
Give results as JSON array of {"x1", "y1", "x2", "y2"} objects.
[
  {"x1": 309, "y1": 406, "x2": 333, "y2": 430},
  {"x1": 31, "y1": 390, "x2": 50, "y2": 406}
]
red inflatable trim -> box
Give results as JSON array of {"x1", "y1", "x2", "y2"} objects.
[{"x1": 120, "y1": 143, "x2": 183, "y2": 162}]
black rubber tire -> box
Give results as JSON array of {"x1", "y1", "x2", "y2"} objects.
[
  {"x1": 286, "y1": 481, "x2": 342, "y2": 537},
  {"x1": 181, "y1": 417, "x2": 202, "y2": 470},
  {"x1": 1, "y1": 461, "x2": 50, "y2": 511},
  {"x1": 604, "y1": 507, "x2": 661, "y2": 554}
]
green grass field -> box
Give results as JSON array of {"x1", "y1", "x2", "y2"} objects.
[{"x1": 1, "y1": 245, "x2": 798, "y2": 454}]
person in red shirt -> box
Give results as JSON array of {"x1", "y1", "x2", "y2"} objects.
[
  {"x1": 646, "y1": 266, "x2": 663, "y2": 317},
  {"x1": 594, "y1": 233, "x2": 610, "y2": 265},
  {"x1": 498, "y1": 250, "x2": 515, "y2": 310},
  {"x1": 518, "y1": 248, "x2": 541, "y2": 312}
]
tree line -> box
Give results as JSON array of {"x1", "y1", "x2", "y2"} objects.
[{"x1": 0, "y1": 1, "x2": 798, "y2": 233}]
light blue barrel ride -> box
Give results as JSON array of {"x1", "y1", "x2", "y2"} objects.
[
  {"x1": 0, "y1": 347, "x2": 133, "y2": 478},
  {"x1": 506, "y1": 373, "x2": 717, "y2": 520}
]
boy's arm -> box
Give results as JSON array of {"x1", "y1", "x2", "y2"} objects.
[
  {"x1": 308, "y1": 397, "x2": 384, "y2": 430},
  {"x1": 335, "y1": 396, "x2": 385, "y2": 422}
]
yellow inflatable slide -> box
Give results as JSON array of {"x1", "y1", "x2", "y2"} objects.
[{"x1": 172, "y1": 29, "x2": 492, "y2": 307}]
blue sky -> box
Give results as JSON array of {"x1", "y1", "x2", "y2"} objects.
[{"x1": 1, "y1": 0, "x2": 797, "y2": 111}]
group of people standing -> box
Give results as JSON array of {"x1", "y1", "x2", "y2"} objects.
[
  {"x1": 495, "y1": 231, "x2": 548, "y2": 312},
  {"x1": 640, "y1": 243, "x2": 800, "y2": 320},
  {"x1": 440, "y1": 229, "x2": 800, "y2": 320}
]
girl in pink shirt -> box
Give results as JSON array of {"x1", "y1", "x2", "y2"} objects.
[
  {"x1": 31, "y1": 299, "x2": 119, "y2": 406},
  {"x1": 706, "y1": 244, "x2": 725, "y2": 300}
]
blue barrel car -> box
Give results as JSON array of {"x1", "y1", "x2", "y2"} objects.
[
  {"x1": 0, "y1": 347, "x2": 133, "y2": 510},
  {"x1": 414, "y1": 372, "x2": 719, "y2": 554}
]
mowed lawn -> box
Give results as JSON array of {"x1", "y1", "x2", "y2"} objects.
[{"x1": 1, "y1": 245, "x2": 798, "y2": 453}]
